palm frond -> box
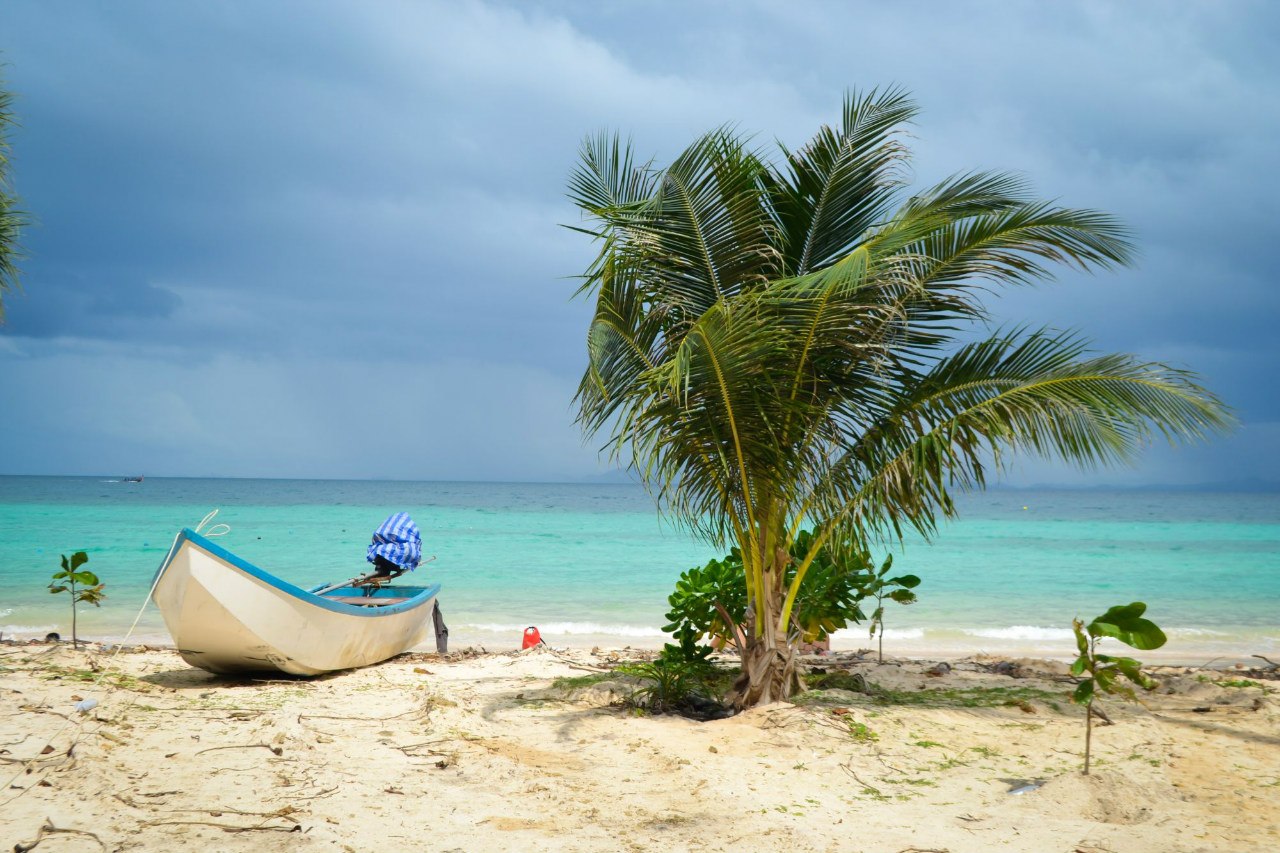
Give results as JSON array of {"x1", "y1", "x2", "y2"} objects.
[
  {"x1": 769, "y1": 86, "x2": 917, "y2": 276},
  {"x1": 814, "y1": 329, "x2": 1234, "y2": 548}
]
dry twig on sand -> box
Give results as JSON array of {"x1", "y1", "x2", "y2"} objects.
[
  {"x1": 194, "y1": 742, "x2": 284, "y2": 757},
  {"x1": 142, "y1": 819, "x2": 302, "y2": 833},
  {"x1": 14, "y1": 818, "x2": 106, "y2": 852}
]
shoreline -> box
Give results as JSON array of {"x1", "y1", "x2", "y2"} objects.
[
  {"x1": 6, "y1": 628, "x2": 1270, "y2": 670},
  {"x1": 3, "y1": 642, "x2": 1276, "y2": 852}
]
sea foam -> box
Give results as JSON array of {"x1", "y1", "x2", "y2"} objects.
[
  {"x1": 469, "y1": 622, "x2": 667, "y2": 638},
  {"x1": 963, "y1": 625, "x2": 1075, "y2": 641}
]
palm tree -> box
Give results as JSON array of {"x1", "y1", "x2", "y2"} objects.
[
  {"x1": 0, "y1": 72, "x2": 25, "y2": 319},
  {"x1": 568, "y1": 88, "x2": 1232, "y2": 709}
]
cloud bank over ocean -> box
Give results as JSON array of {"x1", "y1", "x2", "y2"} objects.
[{"x1": 1, "y1": 1, "x2": 1276, "y2": 485}]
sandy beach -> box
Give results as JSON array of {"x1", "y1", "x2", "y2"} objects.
[{"x1": 3, "y1": 642, "x2": 1277, "y2": 853}]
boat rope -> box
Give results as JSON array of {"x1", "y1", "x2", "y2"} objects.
[
  {"x1": 194, "y1": 508, "x2": 230, "y2": 537},
  {"x1": 0, "y1": 509, "x2": 232, "y2": 806}
]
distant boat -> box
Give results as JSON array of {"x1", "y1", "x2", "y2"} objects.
[
  {"x1": 152, "y1": 528, "x2": 442, "y2": 676},
  {"x1": 122, "y1": 475, "x2": 144, "y2": 483}
]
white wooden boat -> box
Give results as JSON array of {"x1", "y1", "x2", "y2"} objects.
[{"x1": 152, "y1": 528, "x2": 442, "y2": 676}]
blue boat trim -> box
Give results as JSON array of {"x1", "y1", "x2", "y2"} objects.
[{"x1": 154, "y1": 528, "x2": 441, "y2": 618}]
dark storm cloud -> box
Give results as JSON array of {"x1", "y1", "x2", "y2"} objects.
[
  {"x1": 0, "y1": 0, "x2": 1276, "y2": 482},
  {"x1": 5, "y1": 270, "x2": 181, "y2": 339}
]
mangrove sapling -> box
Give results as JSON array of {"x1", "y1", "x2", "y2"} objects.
[
  {"x1": 863, "y1": 555, "x2": 921, "y2": 663},
  {"x1": 48, "y1": 551, "x2": 106, "y2": 649},
  {"x1": 1069, "y1": 602, "x2": 1166, "y2": 774}
]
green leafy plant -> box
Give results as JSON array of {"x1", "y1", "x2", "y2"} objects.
[
  {"x1": 863, "y1": 554, "x2": 921, "y2": 662},
  {"x1": 620, "y1": 625, "x2": 723, "y2": 715},
  {"x1": 663, "y1": 551, "x2": 748, "y2": 650},
  {"x1": 48, "y1": 551, "x2": 106, "y2": 649},
  {"x1": 1069, "y1": 602, "x2": 1166, "y2": 774},
  {"x1": 790, "y1": 530, "x2": 876, "y2": 646},
  {"x1": 663, "y1": 532, "x2": 883, "y2": 652}
]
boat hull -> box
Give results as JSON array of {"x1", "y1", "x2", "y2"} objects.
[{"x1": 152, "y1": 529, "x2": 440, "y2": 676}]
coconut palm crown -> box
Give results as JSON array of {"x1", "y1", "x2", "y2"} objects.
[{"x1": 567, "y1": 88, "x2": 1231, "y2": 707}]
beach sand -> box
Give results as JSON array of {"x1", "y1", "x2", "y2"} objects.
[{"x1": 3, "y1": 642, "x2": 1277, "y2": 852}]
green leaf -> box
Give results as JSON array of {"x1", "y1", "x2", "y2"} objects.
[
  {"x1": 1069, "y1": 655, "x2": 1088, "y2": 676},
  {"x1": 1087, "y1": 602, "x2": 1167, "y2": 650},
  {"x1": 888, "y1": 589, "x2": 917, "y2": 604},
  {"x1": 1072, "y1": 680, "x2": 1094, "y2": 704},
  {"x1": 70, "y1": 551, "x2": 89, "y2": 571},
  {"x1": 1095, "y1": 669, "x2": 1118, "y2": 694},
  {"x1": 890, "y1": 574, "x2": 921, "y2": 589},
  {"x1": 1112, "y1": 657, "x2": 1157, "y2": 690},
  {"x1": 72, "y1": 571, "x2": 99, "y2": 586}
]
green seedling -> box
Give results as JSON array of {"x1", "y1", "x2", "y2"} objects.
[
  {"x1": 863, "y1": 554, "x2": 920, "y2": 663},
  {"x1": 48, "y1": 551, "x2": 106, "y2": 649},
  {"x1": 1070, "y1": 601, "x2": 1166, "y2": 774}
]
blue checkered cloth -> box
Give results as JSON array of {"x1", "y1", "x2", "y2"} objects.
[{"x1": 366, "y1": 512, "x2": 423, "y2": 571}]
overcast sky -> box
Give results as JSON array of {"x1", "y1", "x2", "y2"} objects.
[{"x1": 1, "y1": 1, "x2": 1276, "y2": 485}]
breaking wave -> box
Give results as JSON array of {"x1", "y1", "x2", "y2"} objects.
[
  {"x1": 468, "y1": 622, "x2": 667, "y2": 638},
  {"x1": 963, "y1": 626, "x2": 1074, "y2": 641}
]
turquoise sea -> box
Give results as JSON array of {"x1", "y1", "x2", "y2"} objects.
[{"x1": 1, "y1": 476, "x2": 1277, "y2": 660}]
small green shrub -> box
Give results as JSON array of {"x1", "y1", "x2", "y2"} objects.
[
  {"x1": 619, "y1": 627, "x2": 723, "y2": 716},
  {"x1": 48, "y1": 551, "x2": 106, "y2": 649},
  {"x1": 662, "y1": 532, "x2": 912, "y2": 651},
  {"x1": 1069, "y1": 602, "x2": 1166, "y2": 774}
]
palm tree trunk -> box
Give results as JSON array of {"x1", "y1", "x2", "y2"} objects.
[
  {"x1": 728, "y1": 633, "x2": 802, "y2": 708},
  {"x1": 727, "y1": 567, "x2": 804, "y2": 708}
]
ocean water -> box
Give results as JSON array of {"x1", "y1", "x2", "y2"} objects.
[{"x1": 1, "y1": 476, "x2": 1277, "y2": 660}]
